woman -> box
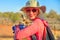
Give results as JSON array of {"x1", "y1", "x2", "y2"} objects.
[{"x1": 15, "y1": 1, "x2": 50, "y2": 40}]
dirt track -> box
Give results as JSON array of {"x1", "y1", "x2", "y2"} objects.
[
  {"x1": 0, "y1": 38, "x2": 13, "y2": 40},
  {"x1": 0, "y1": 24, "x2": 13, "y2": 36}
]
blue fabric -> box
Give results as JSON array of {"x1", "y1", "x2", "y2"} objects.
[
  {"x1": 19, "y1": 24, "x2": 25, "y2": 30},
  {"x1": 12, "y1": 24, "x2": 25, "y2": 33},
  {"x1": 12, "y1": 26, "x2": 16, "y2": 31}
]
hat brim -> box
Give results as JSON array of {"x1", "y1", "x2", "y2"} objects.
[{"x1": 20, "y1": 6, "x2": 46, "y2": 13}]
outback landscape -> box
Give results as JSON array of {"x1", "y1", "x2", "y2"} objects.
[{"x1": 0, "y1": 10, "x2": 60, "y2": 40}]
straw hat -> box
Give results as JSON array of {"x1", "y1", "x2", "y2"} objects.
[{"x1": 20, "y1": 1, "x2": 46, "y2": 13}]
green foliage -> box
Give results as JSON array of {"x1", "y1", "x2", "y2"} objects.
[
  {"x1": 9, "y1": 12, "x2": 21, "y2": 23},
  {"x1": 43, "y1": 13, "x2": 48, "y2": 18},
  {"x1": 0, "y1": 12, "x2": 3, "y2": 17},
  {"x1": 57, "y1": 15, "x2": 60, "y2": 20},
  {"x1": 2, "y1": 12, "x2": 10, "y2": 18},
  {"x1": 0, "y1": 12, "x2": 21, "y2": 23},
  {"x1": 0, "y1": 10, "x2": 60, "y2": 23},
  {"x1": 47, "y1": 10, "x2": 58, "y2": 19}
]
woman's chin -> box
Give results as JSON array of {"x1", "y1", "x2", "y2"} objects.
[{"x1": 29, "y1": 17, "x2": 35, "y2": 20}]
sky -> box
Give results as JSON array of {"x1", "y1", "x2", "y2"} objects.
[{"x1": 0, "y1": 0, "x2": 60, "y2": 14}]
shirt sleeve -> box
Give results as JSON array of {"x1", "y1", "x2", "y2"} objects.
[
  {"x1": 16, "y1": 19, "x2": 44, "y2": 39},
  {"x1": 16, "y1": 19, "x2": 39, "y2": 39}
]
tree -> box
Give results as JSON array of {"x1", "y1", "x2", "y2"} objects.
[
  {"x1": 10, "y1": 13, "x2": 20, "y2": 23},
  {"x1": 2, "y1": 12, "x2": 10, "y2": 18},
  {"x1": 48, "y1": 10, "x2": 58, "y2": 19},
  {"x1": 57, "y1": 15, "x2": 60, "y2": 21},
  {"x1": 43, "y1": 13, "x2": 48, "y2": 18},
  {"x1": 0, "y1": 12, "x2": 3, "y2": 17}
]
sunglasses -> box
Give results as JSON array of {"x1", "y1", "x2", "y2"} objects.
[{"x1": 25, "y1": 8, "x2": 39, "y2": 12}]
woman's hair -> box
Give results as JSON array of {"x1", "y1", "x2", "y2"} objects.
[{"x1": 37, "y1": 9, "x2": 44, "y2": 19}]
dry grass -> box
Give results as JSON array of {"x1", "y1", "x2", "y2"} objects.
[
  {"x1": 0, "y1": 24, "x2": 60, "y2": 40},
  {"x1": 52, "y1": 30, "x2": 60, "y2": 40},
  {"x1": 0, "y1": 24, "x2": 14, "y2": 40},
  {"x1": 0, "y1": 24, "x2": 13, "y2": 36},
  {"x1": 0, "y1": 38, "x2": 13, "y2": 40}
]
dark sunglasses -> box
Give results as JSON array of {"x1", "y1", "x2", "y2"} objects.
[{"x1": 25, "y1": 9, "x2": 39, "y2": 12}]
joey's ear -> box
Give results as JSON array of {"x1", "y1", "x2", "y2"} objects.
[{"x1": 40, "y1": 6, "x2": 46, "y2": 13}]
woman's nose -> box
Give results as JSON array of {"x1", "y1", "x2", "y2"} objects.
[{"x1": 30, "y1": 11, "x2": 33, "y2": 15}]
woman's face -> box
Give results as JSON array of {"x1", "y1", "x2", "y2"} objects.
[{"x1": 24, "y1": 7, "x2": 39, "y2": 20}]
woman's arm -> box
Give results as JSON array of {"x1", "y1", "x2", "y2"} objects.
[{"x1": 16, "y1": 19, "x2": 44, "y2": 39}]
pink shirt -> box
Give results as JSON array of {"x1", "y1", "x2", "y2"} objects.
[{"x1": 16, "y1": 18, "x2": 46, "y2": 40}]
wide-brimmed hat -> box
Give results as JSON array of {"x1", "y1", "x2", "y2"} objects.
[{"x1": 20, "y1": 1, "x2": 46, "y2": 13}]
